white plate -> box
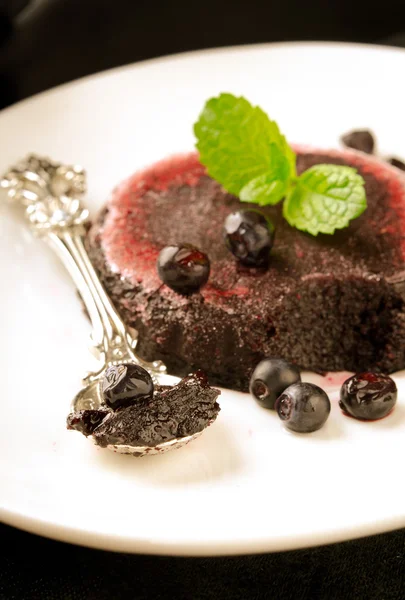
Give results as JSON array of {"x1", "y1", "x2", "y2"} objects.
[{"x1": 1, "y1": 42, "x2": 405, "y2": 556}]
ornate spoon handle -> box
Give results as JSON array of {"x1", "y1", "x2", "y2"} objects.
[{"x1": 1, "y1": 154, "x2": 166, "y2": 383}]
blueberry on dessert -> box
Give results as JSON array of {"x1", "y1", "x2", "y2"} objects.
[
  {"x1": 157, "y1": 244, "x2": 210, "y2": 294},
  {"x1": 339, "y1": 372, "x2": 397, "y2": 420},
  {"x1": 341, "y1": 129, "x2": 375, "y2": 154},
  {"x1": 249, "y1": 358, "x2": 301, "y2": 409},
  {"x1": 101, "y1": 363, "x2": 154, "y2": 410},
  {"x1": 224, "y1": 210, "x2": 275, "y2": 267},
  {"x1": 276, "y1": 383, "x2": 331, "y2": 433}
]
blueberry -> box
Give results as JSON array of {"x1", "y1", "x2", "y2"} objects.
[
  {"x1": 388, "y1": 157, "x2": 405, "y2": 172},
  {"x1": 224, "y1": 210, "x2": 275, "y2": 267},
  {"x1": 339, "y1": 372, "x2": 397, "y2": 420},
  {"x1": 249, "y1": 358, "x2": 301, "y2": 409},
  {"x1": 276, "y1": 382, "x2": 331, "y2": 433},
  {"x1": 66, "y1": 409, "x2": 109, "y2": 436},
  {"x1": 341, "y1": 130, "x2": 375, "y2": 154},
  {"x1": 101, "y1": 363, "x2": 154, "y2": 410},
  {"x1": 157, "y1": 244, "x2": 210, "y2": 294}
]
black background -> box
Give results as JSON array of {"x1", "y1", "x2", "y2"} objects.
[
  {"x1": 0, "y1": 0, "x2": 405, "y2": 108},
  {"x1": 2, "y1": 523, "x2": 405, "y2": 599},
  {"x1": 1, "y1": 1, "x2": 405, "y2": 599}
]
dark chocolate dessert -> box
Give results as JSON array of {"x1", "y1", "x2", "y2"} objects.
[
  {"x1": 67, "y1": 371, "x2": 221, "y2": 451},
  {"x1": 86, "y1": 147, "x2": 405, "y2": 391}
]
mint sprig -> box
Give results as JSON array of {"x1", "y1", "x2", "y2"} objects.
[
  {"x1": 239, "y1": 152, "x2": 290, "y2": 206},
  {"x1": 283, "y1": 164, "x2": 367, "y2": 235},
  {"x1": 194, "y1": 94, "x2": 294, "y2": 204},
  {"x1": 194, "y1": 93, "x2": 367, "y2": 235}
]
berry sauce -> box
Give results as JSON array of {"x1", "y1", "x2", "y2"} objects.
[
  {"x1": 102, "y1": 154, "x2": 206, "y2": 292},
  {"x1": 100, "y1": 148, "x2": 405, "y2": 303}
]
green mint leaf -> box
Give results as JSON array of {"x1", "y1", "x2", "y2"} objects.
[
  {"x1": 194, "y1": 93, "x2": 295, "y2": 198},
  {"x1": 239, "y1": 149, "x2": 290, "y2": 205},
  {"x1": 281, "y1": 135, "x2": 297, "y2": 179},
  {"x1": 283, "y1": 164, "x2": 367, "y2": 235}
]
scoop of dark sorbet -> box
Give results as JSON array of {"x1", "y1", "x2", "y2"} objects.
[{"x1": 67, "y1": 371, "x2": 221, "y2": 448}]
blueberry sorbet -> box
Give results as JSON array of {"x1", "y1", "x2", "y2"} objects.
[{"x1": 85, "y1": 148, "x2": 405, "y2": 391}]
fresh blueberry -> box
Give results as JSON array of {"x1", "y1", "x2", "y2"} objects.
[
  {"x1": 66, "y1": 409, "x2": 110, "y2": 436},
  {"x1": 101, "y1": 363, "x2": 154, "y2": 410},
  {"x1": 388, "y1": 157, "x2": 405, "y2": 172},
  {"x1": 249, "y1": 358, "x2": 301, "y2": 409},
  {"x1": 276, "y1": 382, "x2": 331, "y2": 433},
  {"x1": 157, "y1": 244, "x2": 210, "y2": 294},
  {"x1": 341, "y1": 130, "x2": 375, "y2": 154},
  {"x1": 339, "y1": 372, "x2": 397, "y2": 420},
  {"x1": 224, "y1": 210, "x2": 275, "y2": 267}
]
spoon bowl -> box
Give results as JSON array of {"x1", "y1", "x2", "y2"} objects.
[
  {"x1": 71, "y1": 365, "x2": 203, "y2": 456},
  {"x1": 72, "y1": 379, "x2": 102, "y2": 412},
  {"x1": 105, "y1": 431, "x2": 204, "y2": 457}
]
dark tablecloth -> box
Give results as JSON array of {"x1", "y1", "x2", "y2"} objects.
[{"x1": 1, "y1": 523, "x2": 404, "y2": 599}]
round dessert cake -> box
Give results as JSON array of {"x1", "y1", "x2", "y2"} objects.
[{"x1": 86, "y1": 147, "x2": 405, "y2": 391}]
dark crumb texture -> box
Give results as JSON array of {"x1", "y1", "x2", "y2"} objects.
[
  {"x1": 86, "y1": 149, "x2": 405, "y2": 391},
  {"x1": 91, "y1": 372, "x2": 220, "y2": 448},
  {"x1": 67, "y1": 409, "x2": 110, "y2": 436}
]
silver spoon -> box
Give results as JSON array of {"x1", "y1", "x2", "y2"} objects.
[{"x1": 1, "y1": 154, "x2": 209, "y2": 456}]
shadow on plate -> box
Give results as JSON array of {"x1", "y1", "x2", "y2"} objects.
[{"x1": 96, "y1": 420, "x2": 243, "y2": 485}]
